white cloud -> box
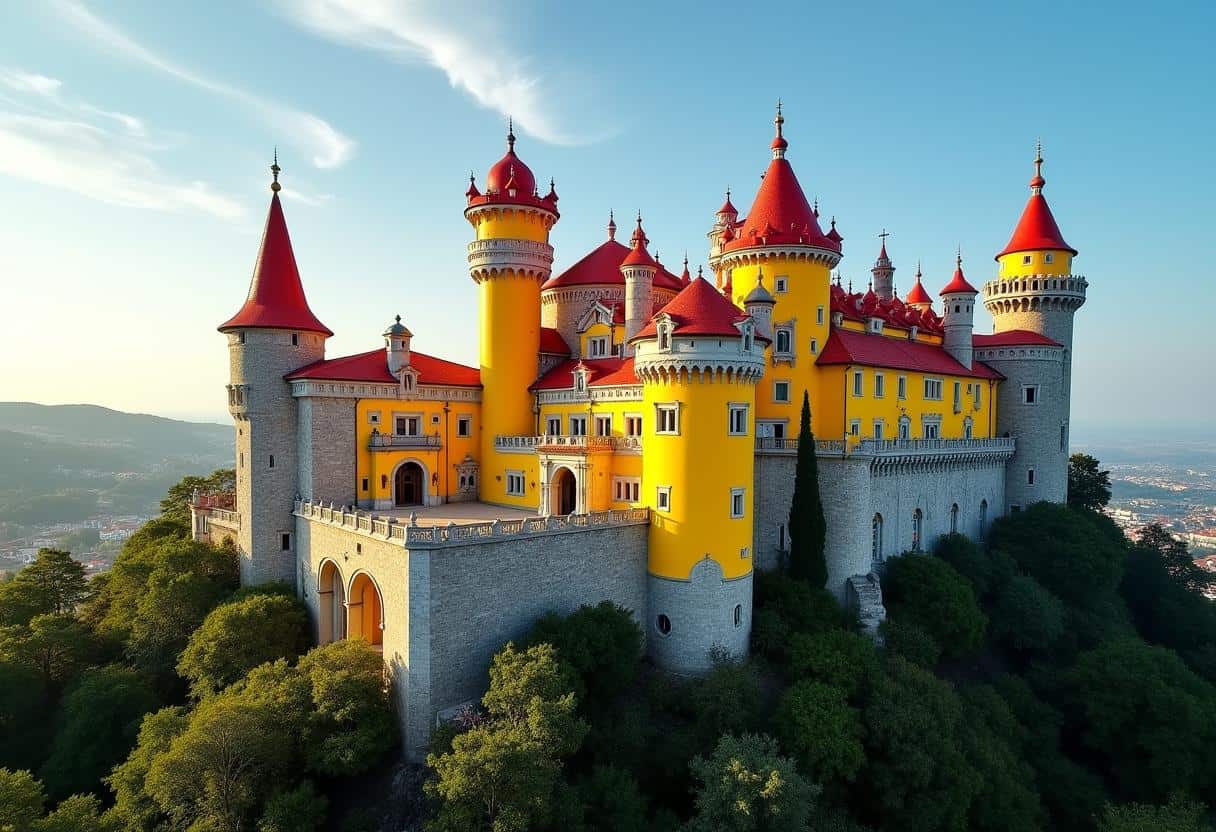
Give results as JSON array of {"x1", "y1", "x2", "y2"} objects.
[
  {"x1": 277, "y1": 0, "x2": 590, "y2": 146},
  {"x1": 0, "y1": 69, "x2": 63, "y2": 97},
  {"x1": 50, "y1": 1, "x2": 356, "y2": 168}
]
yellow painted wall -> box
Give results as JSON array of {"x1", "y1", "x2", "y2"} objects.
[
  {"x1": 354, "y1": 397, "x2": 481, "y2": 505},
  {"x1": 469, "y1": 207, "x2": 552, "y2": 243},
  {"x1": 481, "y1": 450, "x2": 542, "y2": 510},
  {"x1": 641, "y1": 373, "x2": 755, "y2": 581},
  {"x1": 579, "y1": 321, "x2": 624, "y2": 357},
  {"x1": 998, "y1": 250, "x2": 1073, "y2": 277}
]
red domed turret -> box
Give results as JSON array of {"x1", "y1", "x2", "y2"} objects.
[
  {"x1": 905, "y1": 262, "x2": 933, "y2": 310},
  {"x1": 940, "y1": 251, "x2": 979, "y2": 295},
  {"x1": 485, "y1": 121, "x2": 536, "y2": 196},
  {"x1": 621, "y1": 213, "x2": 659, "y2": 268},
  {"x1": 996, "y1": 141, "x2": 1076, "y2": 259}
]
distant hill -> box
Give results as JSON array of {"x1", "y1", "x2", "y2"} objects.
[{"x1": 0, "y1": 403, "x2": 232, "y2": 528}]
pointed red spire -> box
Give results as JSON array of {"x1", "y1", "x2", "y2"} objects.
[
  {"x1": 905, "y1": 262, "x2": 933, "y2": 308},
  {"x1": 680, "y1": 253, "x2": 691, "y2": 284},
  {"x1": 607, "y1": 210, "x2": 617, "y2": 241},
  {"x1": 996, "y1": 141, "x2": 1076, "y2": 259},
  {"x1": 770, "y1": 100, "x2": 788, "y2": 157},
  {"x1": 717, "y1": 187, "x2": 737, "y2": 217},
  {"x1": 465, "y1": 171, "x2": 480, "y2": 200},
  {"x1": 940, "y1": 250, "x2": 979, "y2": 295},
  {"x1": 219, "y1": 160, "x2": 331, "y2": 336},
  {"x1": 621, "y1": 212, "x2": 659, "y2": 268}
]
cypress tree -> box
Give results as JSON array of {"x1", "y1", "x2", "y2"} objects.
[{"x1": 788, "y1": 391, "x2": 828, "y2": 586}]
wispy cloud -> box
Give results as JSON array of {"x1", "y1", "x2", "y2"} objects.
[
  {"x1": 50, "y1": 0, "x2": 356, "y2": 168},
  {"x1": 276, "y1": 0, "x2": 593, "y2": 146},
  {"x1": 0, "y1": 69, "x2": 63, "y2": 97}
]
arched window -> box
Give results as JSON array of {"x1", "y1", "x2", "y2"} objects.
[
  {"x1": 733, "y1": 604, "x2": 743, "y2": 628},
  {"x1": 912, "y1": 509, "x2": 923, "y2": 552},
  {"x1": 872, "y1": 513, "x2": 884, "y2": 564},
  {"x1": 979, "y1": 500, "x2": 988, "y2": 539},
  {"x1": 950, "y1": 503, "x2": 959, "y2": 534},
  {"x1": 656, "y1": 614, "x2": 672, "y2": 636},
  {"x1": 898, "y1": 415, "x2": 911, "y2": 440}
]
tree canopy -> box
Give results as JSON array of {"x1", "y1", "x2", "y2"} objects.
[{"x1": 1067, "y1": 452, "x2": 1112, "y2": 512}]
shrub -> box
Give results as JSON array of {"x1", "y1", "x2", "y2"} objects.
[
  {"x1": 878, "y1": 619, "x2": 942, "y2": 669},
  {"x1": 989, "y1": 576, "x2": 1065, "y2": 653},
  {"x1": 787, "y1": 630, "x2": 878, "y2": 697},
  {"x1": 882, "y1": 554, "x2": 986, "y2": 659},
  {"x1": 687, "y1": 733, "x2": 819, "y2": 832},
  {"x1": 775, "y1": 680, "x2": 865, "y2": 784},
  {"x1": 524, "y1": 601, "x2": 643, "y2": 707},
  {"x1": 934, "y1": 533, "x2": 1014, "y2": 599}
]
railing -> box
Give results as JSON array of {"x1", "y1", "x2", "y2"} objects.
[
  {"x1": 210, "y1": 508, "x2": 241, "y2": 526},
  {"x1": 190, "y1": 491, "x2": 235, "y2": 510},
  {"x1": 754, "y1": 438, "x2": 847, "y2": 453},
  {"x1": 495, "y1": 435, "x2": 642, "y2": 452},
  {"x1": 369, "y1": 434, "x2": 443, "y2": 449},
  {"x1": 855, "y1": 438, "x2": 1015, "y2": 454},
  {"x1": 293, "y1": 500, "x2": 649, "y2": 548}
]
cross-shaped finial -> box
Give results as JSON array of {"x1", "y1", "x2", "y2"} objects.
[
  {"x1": 270, "y1": 147, "x2": 281, "y2": 192},
  {"x1": 879, "y1": 228, "x2": 889, "y2": 243}
]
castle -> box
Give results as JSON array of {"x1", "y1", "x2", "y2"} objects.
[{"x1": 191, "y1": 107, "x2": 1086, "y2": 759}]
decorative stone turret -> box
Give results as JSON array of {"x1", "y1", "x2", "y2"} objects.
[
  {"x1": 384, "y1": 315, "x2": 412, "y2": 374},
  {"x1": 743, "y1": 267, "x2": 776, "y2": 338},
  {"x1": 871, "y1": 231, "x2": 895, "y2": 301},
  {"x1": 905, "y1": 262, "x2": 933, "y2": 312},
  {"x1": 940, "y1": 252, "x2": 978, "y2": 369},
  {"x1": 621, "y1": 213, "x2": 658, "y2": 354}
]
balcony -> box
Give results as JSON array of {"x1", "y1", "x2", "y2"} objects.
[
  {"x1": 369, "y1": 433, "x2": 442, "y2": 450},
  {"x1": 494, "y1": 435, "x2": 642, "y2": 453},
  {"x1": 855, "y1": 438, "x2": 1015, "y2": 454},
  {"x1": 754, "y1": 438, "x2": 847, "y2": 454}
]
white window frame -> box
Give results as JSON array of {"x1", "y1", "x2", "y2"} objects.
[
  {"x1": 873, "y1": 419, "x2": 884, "y2": 439},
  {"x1": 613, "y1": 477, "x2": 640, "y2": 503},
  {"x1": 655, "y1": 404, "x2": 680, "y2": 435},
  {"x1": 898, "y1": 416, "x2": 911, "y2": 440},
  {"x1": 728, "y1": 403, "x2": 749, "y2": 436},
  {"x1": 587, "y1": 335, "x2": 609, "y2": 358},
  {"x1": 924, "y1": 378, "x2": 943, "y2": 401},
  {"x1": 624, "y1": 414, "x2": 643, "y2": 437},
  {"x1": 656, "y1": 486, "x2": 672, "y2": 512},
  {"x1": 757, "y1": 419, "x2": 788, "y2": 440},
  {"x1": 594, "y1": 414, "x2": 613, "y2": 437},
  {"x1": 505, "y1": 470, "x2": 526, "y2": 496},
  {"x1": 973, "y1": 384, "x2": 981, "y2": 409},
  {"x1": 568, "y1": 414, "x2": 588, "y2": 436},
  {"x1": 852, "y1": 370, "x2": 864, "y2": 397},
  {"x1": 963, "y1": 417, "x2": 974, "y2": 439},
  {"x1": 1022, "y1": 254, "x2": 1033, "y2": 265},
  {"x1": 849, "y1": 418, "x2": 861, "y2": 436},
  {"x1": 545, "y1": 416, "x2": 561, "y2": 436},
  {"x1": 897, "y1": 375, "x2": 907, "y2": 400},
  {"x1": 367, "y1": 410, "x2": 381, "y2": 425},
  {"x1": 1022, "y1": 384, "x2": 1040, "y2": 405},
  {"x1": 816, "y1": 305, "x2": 825, "y2": 325},
  {"x1": 775, "y1": 276, "x2": 788, "y2": 293},
  {"x1": 773, "y1": 381, "x2": 791, "y2": 403},
  {"x1": 730, "y1": 487, "x2": 746, "y2": 519},
  {"x1": 1044, "y1": 252, "x2": 1055, "y2": 264},
  {"x1": 774, "y1": 327, "x2": 793, "y2": 355},
  {"x1": 456, "y1": 415, "x2": 472, "y2": 438},
  {"x1": 922, "y1": 418, "x2": 941, "y2": 440},
  {"x1": 874, "y1": 373, "x2": 885, "y2": 399},
  {"x1": 809, "y1": 338, "x2": 818, "y2": 355},
  {"x1": 395, "y1": 413, "x2": 422, "y2": 436},
  {"x1": 1028, "y1": 467, "x2": 1036, "y2": 486}
]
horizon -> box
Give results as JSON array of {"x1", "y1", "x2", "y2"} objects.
[{"x1": 2, "y1": 1, "x2": 1212, "y2": 426}]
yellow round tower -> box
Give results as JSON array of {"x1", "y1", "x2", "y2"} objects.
[
  {"x1": 630, "y1": 277, "x2": 767, "y2": 673},
  {"x1": 708, "y1": 104, "x2": 842, "y2": 435},
  {"x1": 465, "y1": 124, "x2": 559, "y2": 502}
]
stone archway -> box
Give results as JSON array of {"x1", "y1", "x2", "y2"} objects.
[
  {"x1": 394, "y1": 461, "x2": 425, "y2": 507},
  {"x1": 317, "y1": 559, "x2": 346, "y2": 644},
  {"x1": 347, "y1": 572, "x2": 383, "y2": 647},
  {"x1": 550, "y1": 467, "x2": 576, "y2": 516}
]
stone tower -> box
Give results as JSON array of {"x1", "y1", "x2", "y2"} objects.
[
  {"x1": 217, "y1": 160, "x2": 330, "y2": 585},
  {"x1": 464, "y1": 124, "x2": 558, "y2": 504},
  {"x1": 620, "y1": 213, "x2": 657, "y2": 355},
  {"x1": 940, "y1": 252, "x2": 978, "y2": 369},
  {"x1": 980, "y1": 144, "x2": 1086, "y2": 508},
  {"x1": 871, "y1": 233, "x2": 895, "y2": 301},
  {"x1": 631, "y1": 277, "x2": 766, "y2": 673}
]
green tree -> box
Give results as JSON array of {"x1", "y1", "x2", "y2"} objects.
[
  {"x1": 525, "y1": 601, "x2": 643, "y2": 708},
  {"x1": 32, "y1": 793, "x2": 110, "y2": 832},
  {"x1": 989, "y1": 576, "x2": 1065, "y2": 654},
  {"x1": 426, "y1": 642, "x2": 588, "y2": 832},
  {"x1": 159, "y1": 468, "x2": 235, "y2": 529},
  {"x1": 751, "y1": 571, "x2": 850, "y2": 665},
  {"x1": 0, "y1": 614, "x2": 95, "y2": 687},
  {"x1": 687, "y1": 658, "x2": 764, "y2": 750},
  {"x1": 857, "y1": 658, "x2": 979, "y2": 832},
  {"x1": 686, "y1": 733, "x2": 819, "y2": 832},
  {"x1": 575, "y1": 765, "x2": 649, "y2": 832},
  {"x1": 934, "y1": 533, "x2": 1014, "y2": 600},
  {"x1": 1067, "y1": 637, "x2": 1216, "y2": 802},
  {"x1": 775, "y1": 681, "x2": 864, "y2": 785},
  {"x1": 1136, "y1": 524, "x2": 1213, "y2": 593},
  {"x1": 257, "y1": 781, "x2": 328, "y2": 832},
  {"x1": 877, "y1": 619, "x2": 941, "y2": 669},
  {"x1": 882, "y1": 554, "x2": 986, "y2": 659},
  {"x1": 0, "y1": 768, "x2": 45, "y2": 832},
  {"x1": 178, "y1": 593, "x2": 310, "y2": 698},
  {"x1": 788, "y1": 392, "x2": 827, "y2": 586},
  {"x1": 104, "y1": 706, "x2": 190, "y2": 831},
  {"x1": 1098, "y1": 796, "x2": 1213, "y2": 832},
  {"x1": 958, "y1": 686, "x2": 1044, "y2": 832},
  {"x1": 787, "y1": 630, "x2": 878, "y2": 697},
  {"x1": 0, "y1": 550, "x2": 89, "y2": 626},
  {"x1": 1067, "y1": 453, "x2": 1112, "y2": 511},
  {"x1": 0, "y1": 661, "x2": 49, "y2": 771},
  {"x1": 40, "y1": 666, "x2": 158, "y2": 799}
]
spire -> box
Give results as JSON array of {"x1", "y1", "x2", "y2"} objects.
[
  {"x1": 717, "y1": 187, "x2": 737, "y2": 217},
  {"x1": 878, "y1": 228, "x2": 890, "y2": 261},
  {"x1": 507, "y1": 117, "x2": 515, "y2": 152},
  {"x1": 905, "y1": 260, "x2": 933, "y2": 308},
  {"x1": 941, "y1": 247, "x2": 979, "y2": 295},
  {"x1": 996, "y1": 141, "x2": 1077, "y2": 259},
  {"x1": 218, "y1": 165, "x2": 332, "y2": 336},
  {"x1": 681, "y1": 252, "x2": 691, "y2": 284},
  {"x1": 1031, "y1": 138, "x2": 1045, "y2": 194},
  {"x1": 771, "y1": 99, "x2": 788, "y2": 159},
  {"x1": 270, "y1": 147, "x2": 281, "y2": 193},
  {"x1": 607, "y1": 210, "x2": 617, "y2": 241},
  {"x1": 872, "y1": 229, "x2": 895, "y2": 301},
  {"x1": 621, "y1": 211, "x2": 658, "y2": 268}
]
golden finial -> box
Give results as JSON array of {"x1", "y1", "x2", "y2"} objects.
[{"x1": 270, "y1": 147, "x2": 281, "y2": 193}]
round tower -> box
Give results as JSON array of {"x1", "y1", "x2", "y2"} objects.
[
  {"x1": 218, "y1": 158, "x2": 330, "y2": 585},
  {"x1": 981, "y1": 143, "x2": 1086, "y2": 508},
  {"x1": 871, "y1": 231, "x2": 895, "y2": 301},
  {"x1": 621, "y1": 213, "x2": 658, "y2": 354},
  {"x1": 465, "y1": 123, "x2": 559, "y2": 500},
  {"x1": 631, "y1": 277, "x2": 767, "y2": 673},
  {"x1": 940, "y1": 251, "x2": 979, "y2": 369}
]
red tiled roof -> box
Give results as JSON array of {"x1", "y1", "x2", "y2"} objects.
[
  {"x1": 539, "y1": 327, "x2": 570, "y2": 355},
  {"x1": 830, "y1": 281, "x2": 944, "y2": 336},
  {"x1": 219, "y1": 193, "x2": 333, "y2": 336},
  {"x1": 724, "y1": 158, "x2": 839, "y2": 254},
  {"x1": 972, "y1": 330, "x2": 1062, "y2": 348},
  {"x1": 541, "y1": 239, "x2": 684, "y2": 291},
  {"x1": 633, "y1": 277, "x2": 768, "y2": 342},
  {"x1": 817, "y1": 328, "x2": 1002, "y2": 379},
  {"x1": 530, "y1": 357, "x2": 637, "y2": 390},
  {"x1": 905, "y1": 276, "x2": 933, "y2": 306},
  {"x1": 940, "y1": 259, "x2": 979, "y2": 295},
  {"x1": 286, "y1": 348, "x2": 481, "y2": 387},
  {"x1": 465, "y1": 129, "x2": 558, "y2": 215}
]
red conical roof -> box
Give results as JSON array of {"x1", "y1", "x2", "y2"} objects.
[
  {"x1": 219, "y1": 191, "x2": 332, "y2": 336},
  {"x1": 940, "y1": 254, "x2": 979, "y2": 295},
  {"x1": 905, "y1": 271, "x2": 933, "y2": 307},
  {"x1": 632, "y1": 277, "x2": 765, "y2": 342},
  {"x1": 621, "y1": 215, "x2": 659, "y2": 268},
  {"x1": 996, "y1": 147, "x2": 1076, "y2": 259}
]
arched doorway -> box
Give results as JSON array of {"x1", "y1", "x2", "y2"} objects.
[
  {"x1": 317, "y1": 560, "x2": 346, "y2": 644},
  {"x1": 551, "y1": 467, "x2": 576, "y2": 515},
  {"x1": 394, "y1": 461, "x2": 424, "y2": 507},
  {"x1": 347, "y1": 572, "x2": 383, "y2": 647}
]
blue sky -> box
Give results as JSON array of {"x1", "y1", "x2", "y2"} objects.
[{"x1": 1, "y1": 1, "x2": 1211, "y2": 429}]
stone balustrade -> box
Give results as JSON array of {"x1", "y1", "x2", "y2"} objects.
[
  {"x1": 369, "y1": 433, "x2": 443, "y2": 449},
  {"x1": 494, "y1": 434, "x2": 642, "y2": 452}
]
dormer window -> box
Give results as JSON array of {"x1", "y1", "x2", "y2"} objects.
[
  {"x1": 399, "y1": 367, "x2": 418, "y2": 394},
  {"x1": 868, "y1": 318, "x2": 883, "y2": 334},
  {"x1": 657, "y1": 321, "x2": 673, "y2": 350},
  {"x1": 739, "y1": 322, "x2": 754, "y2": 352},
  {"x1": 574, "y1": 368, "x2": 589, "y2": 392}
]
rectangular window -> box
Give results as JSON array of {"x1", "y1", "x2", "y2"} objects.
[
  {"x1": 816, "y1": 306, "x2": 825, "y2": 325},
  {"x1": 923, "y1": 421, "x2": 940, "y2": 439},
  {"x1": 964, "y1": 420, "x2": 973, "y2": 439},
  {"x1": 594, "y1": 414, "x2": 612, "y2": 436},
  {"x1": 775, "y1": 276, "x2": 788, "y2": 293},
  {"x1": 546, "y1": 416, "x2": 561, "y2": 436},
  {"x1": 1028, "y1": 468, "x2": 1036, "y2": 486},
  {"x1": 457, "y1": 415, "x2": 472, "y2": 437},
  {"x1": 587, "y1": 336, "x2": 609, "y2": 357},
  {"x1": 1022, "y1": 385, "x2": 1040, "y2": 405},
  {"x1": 897, "y1": 375, "x2": 907, "y2": 400},
  {"x1": 291, "y1": 333, "x2": 299, "y2": 346},
  {"x1": 656, "y1": 486, "x2": 672, "y2": 512},
  {"x1": 774, "y1": 381, "x2": 791, "y2": 403},
  {"x1": 625, "y1": 414, "x2": 642, "y2": 437},
  {"x1": 361, "y1": 477, "x2": 369, "y2": 491},
  {"x1": 849, "y1": 419, "x2": 861, "y2": 436},
  {"x1": 924, "y1": 378, "x2": 943, "y2": 400},
  {"x1": 809, "y1": 338, "x2": 818, "y2": 355},
  {"x1": 268, "y1": 454, "x2": 274, "y2": 469},
  {"x1": 874, "y1": 373, "x2": 885, "y2": 398},
  {"x1": 1022, "y1": 254, "x2": 1033, "y2": 265},
  {"x1": 853, "y1": 370, "x2": 864, "y2": 397},
  {"x1": 953, "y1": 381, "x2": 962, "y2": 411},
  {"x1": 730, "y1": 488, "x2": 746, "y2": 519},
  {"x1": 775, "y1": 328, "x2": 793, "y2": 355},
  {"x1": 898, "y1": 419, "x2": 910, "y2": 440},
  {"x1": 280, "y1": 533, "x2": 291, "y2": 551},
  {"x1": 873, "y1": 420, "x2": 884, "y2": 439},
  {"x1": 613, "y1": 477, "x2": 640, "y2": 503},
  {"x1": 1060, "y1": 423, "x2": 1068, "y2": 452},
  {"x1": 656, "y1": 404, "x2": 679, "y2": 434},
  {"x1": 569, "y1": 415, "x2": 588, "y2": 436},
  {"x1": 367, "y1": 411, "x2": 381, "y2": 425},
  {"x1": 728, "y1": 404, "x2": 749, "y2": 435},
  {"x1": 974, "y1": 384, "x2": 981, "y2": 409},
  {"x1": 395, "y1": 416, "x2": 420, "y2": 436},
  {"x1": 506, "y1": 471, "x2": 526, "y2": 496}
]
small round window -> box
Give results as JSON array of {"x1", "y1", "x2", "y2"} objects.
[{"x1": 656, "y1": 614, "x2": 672, "y2": 636}]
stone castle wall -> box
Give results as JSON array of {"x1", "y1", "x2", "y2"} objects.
[{"x1": 297, "y1": 396, "x2": 358, "y2": 505}]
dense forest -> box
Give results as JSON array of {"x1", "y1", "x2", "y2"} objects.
[{"x1": 2, "y1": 455, "x2": 1215, "y2": 831}]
